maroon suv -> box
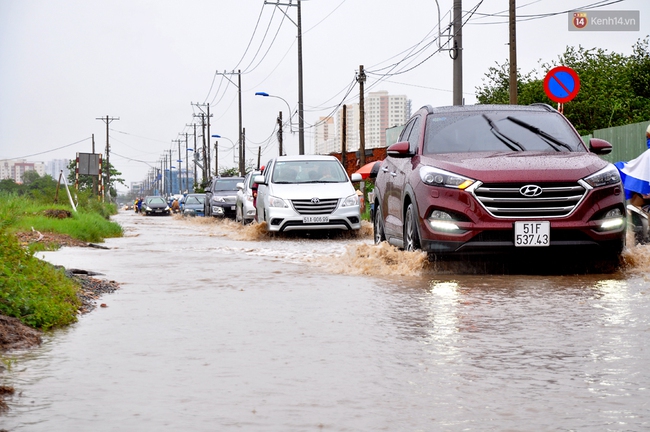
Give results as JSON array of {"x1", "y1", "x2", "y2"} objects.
[{"x1": 373, "y1": 104, "x2": 626, "y2": 263}]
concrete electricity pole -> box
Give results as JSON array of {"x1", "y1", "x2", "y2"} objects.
[
  {"x1": 452, "y1": 0, "x2": 463, "y2": 106},
  {"x1": 95, "y1": 115, "x2": 119, "y2": 202},
  {"x1": 509, "y1": 0, "x2": 518, "y2": 104},
  {"x1": 277, "y1": 111, "x2": 283, "y2": 156},
  {"x1": 264, "y1": 0, "x2": 304, "y2": 154},
  {"x1": 357, "y1": 65, "x2": 366, "y2": 168}
]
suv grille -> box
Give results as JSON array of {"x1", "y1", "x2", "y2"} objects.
[
  {"x1": 473, "y1": 182, "x2": 586, "y2": 218},
  {"x1": 291, "y1": 198, "x2": 339, "y2": 215}
]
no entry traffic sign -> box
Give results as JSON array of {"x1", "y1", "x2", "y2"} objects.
[{"x1": 544, "y1": 66, "x2": 580, "y2": 103}]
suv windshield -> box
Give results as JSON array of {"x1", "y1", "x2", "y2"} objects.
[
  {"x1": 213, "y1": 179, "x2": 241, "y2": 191},
  {"x1": 423, "y1": 111, "x2": 585, "y2": 155},
  {"x1": 272, "y1": 160, "x2": 347, "y2": 184}
]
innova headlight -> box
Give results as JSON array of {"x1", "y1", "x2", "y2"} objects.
[
  {"x1": 269, "y1": 195, "x2": 288, "y2": 208},
  {"x1": 419, "y1": 166, "x2": 475, "y2": 190},
  {"x1": 583, "y1": 164, "x2": 621, "y2": 188},
  {"x1": 341, "y1": 194, "x2": 359, "y2": 207}
]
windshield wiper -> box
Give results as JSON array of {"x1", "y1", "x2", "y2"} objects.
[
  {"x1": 482, "y1": 114, "x2": 525, "y2": 151},
  {"x1": 506, "y1": 116, "x2": 573, "y2": 152}
]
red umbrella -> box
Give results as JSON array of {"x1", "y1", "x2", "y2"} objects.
[{"x1": 353, "y1": 161, "x2": 382, "y2": 179}]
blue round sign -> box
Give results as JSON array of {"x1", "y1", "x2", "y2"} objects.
[{"x1": 544, "y1": 66, "x2": 580, "y2": 103}]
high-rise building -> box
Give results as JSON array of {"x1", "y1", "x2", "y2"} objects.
[
  {"x1": 46, "y1": 159, "x2": 71, "y2": 180},
  {"x1": 313, "y1": 116, "x2": 337, "y2": 155},
  {"x1": 365, "y1": 91, "x2": 411, "y2": 149},
  {"x1": 313, "y1": 91, "x2": 410, "y2": 155}
]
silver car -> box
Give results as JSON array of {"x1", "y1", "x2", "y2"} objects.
[
  {"x1": 254, "y1": 155, "x2": 363, "y2": 232},
  {"x1": 235, "y1": 171, "x2": 260, "y2": 225}
]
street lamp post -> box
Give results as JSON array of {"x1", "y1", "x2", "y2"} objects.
[
  {"x1": 256, "y1": 91, "x2": 294, "y2": 156},
  {"x1": 212, "y1": 134, "x2": 237, "y2": 174}
]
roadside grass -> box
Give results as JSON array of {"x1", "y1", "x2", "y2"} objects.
[
  {"x1": 0, "y1": 192, "x2": 122, "y2": 329},
  {"x1": 0, "y1": 230, "x2": 80, "y2": 329},
  {"x1": 0, "y1": 194, "x2": 122, "y2": 244}
]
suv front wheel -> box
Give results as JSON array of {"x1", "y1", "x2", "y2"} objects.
[
  {"x1": 404, "y1": 203, "x2": 421, "y2": 251},
  {"x1": 374, "y1": 205, "x2": 386, "y2": 244}
]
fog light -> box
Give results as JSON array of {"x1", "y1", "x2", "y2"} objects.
[
  {"x1": 214, "y1": 207, "x2": 225, "y2": 215},
  {"x1": 599, "y1": 208, "x2": 624, "y2": 230},
  {"x1": 427, "y1": 210, "x2": 461, "y2": 232}
]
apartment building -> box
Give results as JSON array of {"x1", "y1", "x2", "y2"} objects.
[
  {"x1": 313, "y1": 91, "x2": 411, "y2": 155},
  {"x1": 0, "y1": 159, "x2": 46, "y2": 183}
]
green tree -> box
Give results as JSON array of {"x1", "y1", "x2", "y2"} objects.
[
  {"x1": 475, "y1": 38, "x2": 650, "y2": 135},
  {"x1": 0, "y1": 178, "x2": 20, "y2": 195}
]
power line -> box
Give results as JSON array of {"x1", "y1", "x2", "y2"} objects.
[{"x1": 10, "y1": 137, "x2": 91, "y2": 159}]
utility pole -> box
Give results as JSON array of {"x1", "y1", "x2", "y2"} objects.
[
  {"x1": 357, "y1": 65, "x2": 366, "y2": 168},
  {"x1": 173, "y1": 139, "x2": 183, "y2": 194},
  {"x1": 297, "y1": 0, "x2": 305, "y2": 154},
  {"x1": 264, "y1": 1, "x2": 304, "y2": 154},
  {"x1": 212, "y1": 71, "x2": 244, "y2": 173},
  {"x1": 452, "y1": 0, "x2": 463, "y2": 106},
  {"x1": 92, "y1": 134, "x2": 98, "y2": 196},
  {"x1": 341, "y1": 104, "x2": 347, "y2": 172},
  {"x1": 257, "y1": 146, "x2": 261, "y2": 170},
  {"x1": 238, "y1": 71, "x2": 244, "y2": 174},
  {"x1": 509, "y1": 0, "x2": 518, "y2": 104},
  {"x1": 192, "y1": 103, "x2": 213, "y2": 185},
  {"x1": 214, "y1": 140, "x2": 218, "y2": 177},
  {"x1": 241, "y1": 128, "x2": 246, "y2": 175},
  {"x1": 185, "y1": 133, "x2": 189, "y2": 193},
  {"x1": 95, "y1": 115, "x2": 119, "y2": 202},
  {"x1": 277, "y1": 111, "x2": 283, "y2": 156},
  {"x1": 192, "y1": 124, "x2": 198, "y2": 189}
]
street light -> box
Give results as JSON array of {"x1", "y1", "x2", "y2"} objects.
[
  {"x1": 212, "y1": 134, "x2": 238, "y2": 171},
  {"x1": 255, "y1": 92, "x2": 295, "y2": 133}
]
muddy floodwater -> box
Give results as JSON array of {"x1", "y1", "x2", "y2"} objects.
[{"x1": 3, "y1": 210, "x2": 650, "y2": 431}]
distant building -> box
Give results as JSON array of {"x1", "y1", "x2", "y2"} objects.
[
  {"x1": 365, "y1": 91, "x2": 411, "y2": 149},
  {"x1": 45, "y1": 158, "x2": 71, "y2": 180},
  {"x1": 313, "y1": 91, "x2": 411, "y2": 155},
  {"x1": 0, "y1": 159, "x2": 46, "y2": 184},
  {"x1": 313, "y1": 116, "x2": 337, "y2": 155}
]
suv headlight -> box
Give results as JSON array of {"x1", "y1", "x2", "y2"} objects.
[
  {"x1": 341, "y1": 194, "x2": 359, "y2": 207},
  {"x1": 583, "y1": 164, "x2": 621, "y2": 188},
  {"x1": 419, "y1": 166, "x2": 475, "y2": 190},
  {"x1": 269, "y1": 195, "x2": 288, "y2": 208}
]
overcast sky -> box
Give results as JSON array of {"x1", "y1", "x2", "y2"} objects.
[{"x1": 1, "y1": 0, "x2": 648, "y2": 192}]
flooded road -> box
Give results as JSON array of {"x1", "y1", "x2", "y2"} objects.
[{"x1": 3, "y1": 210, "x2": 650, "y2": 431}]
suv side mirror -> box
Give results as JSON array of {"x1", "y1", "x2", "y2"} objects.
[
  {"x1": 253, "y1": 175, "x2": 266, "y2": 185},
  {"x1": 350, "y1": 173, "x2": 363, "y2": 182},
  {"x1": 387, "y1": 141, "x2": 412, "y2": 158},
  {"x1": 588, "y1": 138, "x2": 612, "y2": 155}
]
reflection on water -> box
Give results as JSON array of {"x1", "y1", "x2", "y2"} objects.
[{"x1": 3, "y1": 212, "x2": 650, "y2": 430}]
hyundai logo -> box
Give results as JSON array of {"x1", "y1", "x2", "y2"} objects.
[
  {"x1": 311, "y1": 197, "x2": 320, "y2": 204},
  {"x1": 519, "y1": 185, "x2": 543, "y2": 197}
]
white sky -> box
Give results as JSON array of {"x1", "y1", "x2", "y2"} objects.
[{"x1": 1, "y1": 0, "x2": 648, "y2": 192}]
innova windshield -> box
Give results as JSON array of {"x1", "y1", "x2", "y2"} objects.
[
  {"x1": 423, "y1": 111, "x2": 586, "y2": 155},
  {"x1": 271, "y1": 160, "x2": 347, "y2": 184}
]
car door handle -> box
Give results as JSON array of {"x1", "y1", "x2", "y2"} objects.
[
  {"x1": 381, "y1": 167, "x2": 389, "y2": 172},
  {"x1": 390, "y1": 172, "x2": 397, "y2": 177}
]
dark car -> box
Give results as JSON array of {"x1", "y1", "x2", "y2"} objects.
[
  {"x1": 205, "y1": 176, "x2": 245, "y2": 218},
  {"x1": 373, "y1": 103, "x2": 627, "y2": 265},
  {"x1": 141, "y1": 196, "x2": 171, "y2": 216},
  {"x1": 181, "y1": 193, "x2": 206, "y2": 217}
]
